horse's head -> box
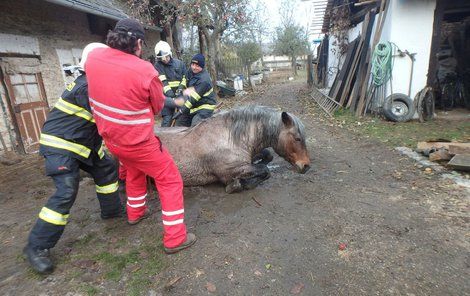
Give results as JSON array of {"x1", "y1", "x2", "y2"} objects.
[{"x1": 276, "y1": 112, "x2": 311, "y2": 174}]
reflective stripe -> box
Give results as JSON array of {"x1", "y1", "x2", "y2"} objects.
[
  {"x1": 168, "y1": 81, "x2": 180, "y2": 87},
  {"x1": 97, "y1": 144, "x2": 105, "y2": 159},
  {"x1": 189, "y1": 104, "x2": 216, "y2": 114},
  {"x1": 163, "y1": 85, "x2": 172, "y2": 92},
  {"x1": 92, "y1": 109, "x2": 151, "y2": 125},
  {"x1": 65, "y1": 82, "x2": 75, "y2": 91},
  {"x1": 159, "y1": 75, "x2": 167, "y2": 81},
  {"x1": 96, "y1": 181, "x2": 119, "y2": 194},
  {"x1": 128, "y1": 194, "x2": 147, "y2": 201},
  {"x1": 39, "y1": 207, "x2": 69, "y2": 226},
  {"x1": 89, "y1": 98, "x2": 150, "y2": 115},
  {"x1": 54, "y1": 98, "x2": 95, "y2": 122},
  {"x1": 203, "y1": 88, "x2": 213, "y2": 97},
  {"x1": 40, "y1": 133, "x2": 91, "y2": 158},
  {"x1": 162, "y1": 219, "x2": 184, "y2": 226},
  {"x1": 181, "y1": 77, "x2": 187, "y2": 87},
  {"x1": 127, "y1": 201, "x2": 146, "y2": 208},
  {"x1": 162, "y1": 209, "x2": 184, "y2": 216},
  {"x1": 184, "y1": 101, "x2": 193, "y2": 109},
  {"x1": 189, "y1": 90, "x2": 201, "y2": 101}
]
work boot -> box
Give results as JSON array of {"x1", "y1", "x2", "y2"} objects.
[
  {"x1": 127, "y1": 208, "x2": 151, "y2": 225},
  {"x1": 164, "y1": 233, "x2": 197, "y2": 254},
  {"x1": 23, "y1": 245, "x2": 54, "y2": 274},
  {"x1": 101, "y1": 204, "x2": 126, "y2": 220}
]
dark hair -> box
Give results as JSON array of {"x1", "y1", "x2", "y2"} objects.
[{"x1": 106, "y1": 30, "x2": 138, "y2": 54}]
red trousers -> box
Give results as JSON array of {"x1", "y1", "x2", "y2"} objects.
[{"x1": 108, "y1": 137, "x2": 187, "y2": 248}]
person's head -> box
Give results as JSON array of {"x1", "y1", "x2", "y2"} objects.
[
  {"x1": 154, "y1": 41, "x2": 172, "y2": 64},
  {"x1": 106, "y1": 18, "x2": 145, "y2": 57},
  {"x1": 190, "y1": 53, "x2": 205, "y2": 74},
  {"x1": 79, "y1": 42, "x2": 108, "y2": 71}
]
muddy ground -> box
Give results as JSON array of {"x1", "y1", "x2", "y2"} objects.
[{"x1": 0, "y1": 74, "x2": 469, "y2": 295}]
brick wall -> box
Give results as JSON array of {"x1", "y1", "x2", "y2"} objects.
[{"x1": 0, "y1": 0, "x2": 160, "y2": 154}]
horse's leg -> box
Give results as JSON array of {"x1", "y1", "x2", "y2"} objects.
[
  {"x1": 252, "y1": 148, "x2": 274, "y2": 165},
  {"x1": 225, "y1": 164, "x2": 271, "y2": 193}
]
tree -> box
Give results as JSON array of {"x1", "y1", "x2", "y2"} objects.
[
  {"x1": 237, "y1": 41, "x2": 262, "y2": 75},
  {"x1": 273, "y1": 0, "x2": 309, "y2": 76}
]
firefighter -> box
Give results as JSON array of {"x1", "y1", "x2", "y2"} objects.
[
  {"x1": 23, "y1": 43, "x2": 123, "y2": 274},
  {"x1": 175, "y1": 54, "x2": 217, "y2": 127},
  {"x1": 154, "y1": 40, "x2": 187, "y2": 127},
  {"x1": 85, "y1": 18, "x2": 196, "y2": 254}
]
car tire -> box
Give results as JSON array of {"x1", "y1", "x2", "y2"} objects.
[{"x1": 383, "y1": 93, "x2": 415, "y2": 122}]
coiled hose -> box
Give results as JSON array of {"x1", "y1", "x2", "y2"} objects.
[{"x1": 371, "y1": 41, "x2": 393, "y2": 86}]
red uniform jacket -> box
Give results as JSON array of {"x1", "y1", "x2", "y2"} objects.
[{"x1": 85, "y1": 47, "x2": 164, "y2": 146}]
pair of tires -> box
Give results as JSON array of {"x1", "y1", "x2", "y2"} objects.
[{"x1": 382, "y1": 93, "x2": 415, "y2": 122}]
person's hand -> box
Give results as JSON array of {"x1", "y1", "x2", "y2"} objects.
[
  {"x1": 183, "y1": 87, "x2": 195, "y2": 97},
  {"x1": 174, "y1": 97, "x2": 185, "y2": 107}
]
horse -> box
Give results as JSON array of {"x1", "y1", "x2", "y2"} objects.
[{"x1": 155, "y1": 105, "x2": 311, "y2": 193}]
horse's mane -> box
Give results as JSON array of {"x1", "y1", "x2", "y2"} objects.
[{"x1": 210, "y1": 105, "x2": 305, "y2": 145}]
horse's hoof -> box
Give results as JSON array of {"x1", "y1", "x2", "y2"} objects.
[{"x1": 225, "y1": 179, "x2": 243, "y2": 194}]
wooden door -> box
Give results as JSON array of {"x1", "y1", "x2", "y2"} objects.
[{"x1": 4, "y1": 72, "x2": 48, "y2": 153}]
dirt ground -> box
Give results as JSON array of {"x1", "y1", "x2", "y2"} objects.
[{"x1": 0, "y1": 74, "x2": 469, "y2": 295}]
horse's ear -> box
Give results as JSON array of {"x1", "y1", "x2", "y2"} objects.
[{"x1": 281, "y1": 112, "x2": 294, "y2": 127}]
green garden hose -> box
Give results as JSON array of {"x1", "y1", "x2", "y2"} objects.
[{"x1": 371, "y1": 41, "x2": 393, "y2": 86}]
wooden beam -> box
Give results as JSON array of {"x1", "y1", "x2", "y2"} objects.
[{"x1": 447, "y1": 154, "x2": 470, "y2": 171}]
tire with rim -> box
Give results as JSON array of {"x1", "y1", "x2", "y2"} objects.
[{"x1": 383, "y1": 93, "x2": 415, "y2": 122}]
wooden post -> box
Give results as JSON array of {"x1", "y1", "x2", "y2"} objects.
[{"x1": 307, "y1": 54, "x2": 313, "y2": 87}]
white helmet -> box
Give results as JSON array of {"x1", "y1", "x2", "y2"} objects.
[
  {"x1": 79, "y1": 42, "x2": 108, "y2": 70},
  {"x1": 155, "y1": 40, "x2": 172, "y2": 58}
]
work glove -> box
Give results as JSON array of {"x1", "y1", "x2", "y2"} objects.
[{"x1": 166, "y1": 89, "x2": 176, "y2": 98}]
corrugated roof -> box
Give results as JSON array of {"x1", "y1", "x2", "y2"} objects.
[{"x1": 44, "y1": 0, "x2": 161, "y2": 31}]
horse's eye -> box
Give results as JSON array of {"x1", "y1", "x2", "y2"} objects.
[{"x1": 295, "y1": 137, "x2": 301, "y2": 142}]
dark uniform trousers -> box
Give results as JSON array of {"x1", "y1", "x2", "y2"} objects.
[
  {"x1": 175, "y1": 109, "x2": 214, "y2": 127},
  {"x1": 28, "y1": 151, "x2": 121, "y2": 250}
]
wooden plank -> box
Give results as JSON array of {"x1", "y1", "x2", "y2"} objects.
[
  {"x1": 349, "y1": 10, "x2": 375, "y2": 110},
  {"x1": 447, "y1": 154, "x2": 470, "y2": 171},
  {"x1": 417, "y1": 141, "x2": 470, "y2": 151},
  {"x1": 449, "y1": 144, "x2": 470, "y2": 155},
  {"x1": 338, "y1": 13, "x2": 370, "y2": 106},
  {"x1": 356, "y1": 0, "x2": 390, "y2": 116},
  {"x1": 329, "y1": 37, "x2": 360, "y2": 100}
]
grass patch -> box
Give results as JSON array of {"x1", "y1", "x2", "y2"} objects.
[
  {"x1": 333, "y1": 108, "x2": 470, "y2": 148},
  {"x1": 92, "y1": 243, "x2": 166, "y2": 295},
  {"x1": 79, "y1": 283, "x2": 100, "y2": 296}
]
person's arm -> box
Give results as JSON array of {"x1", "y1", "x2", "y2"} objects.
[
  {"x1": 181, "y1": 80, "x2": 211, "y2": 113},
  {"x1": 149, "y1": 76, "x2": 165, "y2": 115},
  {"x1": 155, "y1": 63, "x2": 175, "y2": 98}
]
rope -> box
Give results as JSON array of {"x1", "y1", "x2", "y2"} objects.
[{"x1": 371, "y1": 41, "x2": 393, "y2": 86}]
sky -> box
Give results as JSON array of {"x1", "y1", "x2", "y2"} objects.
[{"x1": 259, "y1": 0, "x2": 313, "y2": 32}]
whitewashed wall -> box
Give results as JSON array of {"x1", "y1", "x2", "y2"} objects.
[
  {"x1": 384, "y1": 0, "x2": 436, "y2": 99},
  {"x1": 326, "y1": 0, "x2": 437, "y2": 100}
]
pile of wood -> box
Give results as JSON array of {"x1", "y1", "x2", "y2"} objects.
[
  {"x1": 416, "y1": 141, "x2": 470, "y2": 171},
  {"x1": 328, "y1": 0, "x2": 390, "y2": 116}
]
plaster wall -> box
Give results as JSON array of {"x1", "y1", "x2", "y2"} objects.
[{"x1": 325, "y1": 0, "x2": 436, "y2": 100}]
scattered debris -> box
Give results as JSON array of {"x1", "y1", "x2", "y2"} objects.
[
  {"x1": 338, "y1": 243, "x2": 347, "y2": 251},
  {"x1": 251, "y1": 196, "x2": 262, "y2": 207},
  {"x1": 205, "y1": 282, "x2": 216, "y2": 293},
  {"x1": 290, "y1": 282, "x2": 305, "y2": 294},
  {"x1": 164, "y1": 276, "x2": 182, "y2": 291},
  {"x1": 0, "y1": 154, "x2": 22, "y2": 166}
]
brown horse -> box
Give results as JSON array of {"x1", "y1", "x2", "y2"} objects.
[{"x1": 155, "y1": 106, "x2": 310, "y2": 193}]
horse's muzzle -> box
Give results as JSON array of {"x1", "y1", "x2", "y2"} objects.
[{"x1": 296, "y1": 163, "x2": 310, "y2": 174}]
